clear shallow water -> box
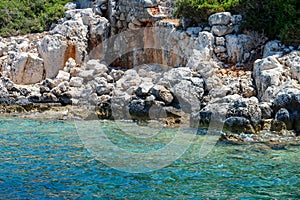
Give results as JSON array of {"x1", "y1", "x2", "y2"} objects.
[{"x1": 0, "y1": 117, "x2": 299, "y2": 199}]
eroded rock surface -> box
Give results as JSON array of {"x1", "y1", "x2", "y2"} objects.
[{"x1": 0, "y1": 1, "x2": 299, "y2": 141}]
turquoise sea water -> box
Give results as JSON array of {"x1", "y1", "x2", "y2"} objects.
[{"x1": 0, "y1": 117, "x2": 299, "y2": 199}]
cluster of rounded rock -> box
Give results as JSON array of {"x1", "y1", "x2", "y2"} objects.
[{"x1": 0, "y1": 0, "x2": 299, "y2": 141}]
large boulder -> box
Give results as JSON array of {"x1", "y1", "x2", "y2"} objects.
[
  {"x1": 38, "y1": 8, "x2": 109, "y2": 79},
  {"x1": 10, "y1": 53, "x2": 44, "y2": 84},
  {"x1": 263, "y1": 40, "x2": 284, "y2": 58},
  {"x1": 208, "y1": 12, "x2": 232, "y2": 26},
  {"x1": 151, "y1": 85, "x2": 173, "y2": 105},
  {"x1": 208, "y1": 12, "x2": 241, "y2": 37},
  {"x1": 253, "y1": 55, "x2": 285, "y2": 101},
  {"x1": 191, "y1": 95, "x2": 262, "y2": 133},
  {"x1": 278, "y1": 51, "x2": 300, "y2": 83},
  {"x1": 38, "y1": 35, "x2": 68, "y2": 79},
  {"x1": 157, "y1": 67, "x2": 204, "y2": 112},
  {"x1": 225, "y1": 34, "x2": 254, "y2": 64},
  {"x1": 253, "y1": 52, "x2": 300, "y2": 102},
  {"x1": 272, "y1": 88, "x2": 300, "y2": 132}
]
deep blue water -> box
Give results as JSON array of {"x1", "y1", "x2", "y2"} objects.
[{"x1": 0, "y1": 117, "x2": 299, "y2": 199}]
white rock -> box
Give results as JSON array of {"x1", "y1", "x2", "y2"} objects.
[
  {"x1": 253, "y1": 56, "x2": 284, "y2": 101},
  {"x1": 278, "y1": 51, "x2": 300, "y2": 83},
  {"x1": 215, "y1": 37, "x2": 225, "y2": 46},
  {"x1": 38, "y1": 35, "x2": 67, "y2": 78},
  {"x1": 11, "y1": 53, "x2": 44, "y2": 84},
  {"x1": 86, "y1": 59, "x2": 108, "y2": 74},
  {"x1": 56, "y1": 70, "x2": 70, "y2": 82},
  {"x1": 0, "y1": 42, "x2": 5, "y2": 57},
  {"x1": 78, "y1": 70, "x2": 95, "y2": 81}
]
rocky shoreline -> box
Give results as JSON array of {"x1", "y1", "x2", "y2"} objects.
[{"x1": 0, "y1": 0, "x2": 299, "y2": 145}]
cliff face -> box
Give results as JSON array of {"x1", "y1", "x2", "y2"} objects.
[{"x1": 0, "y1": 0, "x2": 299, "y2": 139}]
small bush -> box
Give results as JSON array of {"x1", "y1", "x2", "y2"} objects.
[
  {"x1": 175, "y1": 0, "x2": 300, "y2": 46},
  {"x1": 0, "y1": 0, "x2": 72, "y2": 37}
]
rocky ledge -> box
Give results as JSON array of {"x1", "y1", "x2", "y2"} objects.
[{"x1": 0, "y1": 0, "x2": 299, "y2": 145}]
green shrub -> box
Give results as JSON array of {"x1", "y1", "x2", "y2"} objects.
[
  {"x1": 0, "y1": 0, "x2": 72, "y2": 37},
  {"x1": 175, "y1": 0, "x2": 300, "y2": 46},
  {"x1": 175, "y1": 0, "x2": 240, "y2": 22}
]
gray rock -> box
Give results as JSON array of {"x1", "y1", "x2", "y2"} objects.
[
  {"x1": 69, "y1": 77, "x2": 84, "y2": 87},
  {"x1": 259, "y1": 102, "x2": 273, "y2": 119},
  {"x1": 59, "y1": 92, "x2": 72, "y2": 105},
  {"x1": 224, "y1": 117, "x2": 255, "y2": 134},
  {"x1": 275, "y1": 108, "x2": 292, "y2": 129},
  {"x1": 278, "y1": 51, "x2": 300, "y2": 83},
  {"x1": 41, "y1": 78, "x2": 55, "y2": 90},
  {"x1": 214, "y1": 46, "x2": 227, "y2": 54},
  {"x1": 65, "y1": 2, "x2": 78, "y2": 10},
  {"x1": 96, "y1": 85, "x2": 111, "y2": 96},
  {"x1": 273, "y1": 89, "x2": 300, "y2": 111},
  {"x1": 225, "y1": 34, "x2": 253, "y2": 64},
  {"x1": 86, "y1": 59, "x2": 108, "y2": 74},
  {"x1": 78, "y1": 70, "x2": 95, "y2": 81},
  {"x1": 270, "y1": 119, "x2": 286, "y2": 132},
  {"x1": 38, "y1": 35, "x2": 68, "y2": 79},
  {"x1": 208, "y1": 12, "x2": 232, "y2": 26},
  {"x1": 211, "y1": 25, "x2": 233, "y2": 37},
  {"x1": 40, "y1": 93, "x2": 58, "y2": 103},
  {"x1": 215, "y1": 37, "x2": 225, "y2": 46},
  {"x1": 263, "y1": 40, "x2": 283, "y2": 58},
  {"x1": 151, "y1": 85, "x2": 173, "y2": 105},
  {"x1": 171, "y1": 80, "x2": 203, "y2": 112},
  {"x1": 253, "y1": 55, "x2": 284, "y2": 101},
  {"x1": 40, "y1": 86, "x2": 50, "y2": 94},
  {"x1": 16, "y1": 97, "x2": 32, "y2": 106},
  {"x1": 129, "y1": 99, "x2": 154, "y2": 120},
  {"x1": 186, "y1": 27, "x2": 202, "y2": 36},
  {"x1": 0, "y1": 42, "x2": 5, "y2": 57},
  {"x1": 56, "y1": 70, "x2": 70, "y2": 82},
  {"x1": 110, "y1": 69, "x2": 124, "y2": 82}
]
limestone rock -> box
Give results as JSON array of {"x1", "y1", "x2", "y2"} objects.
[
  {"x1": 208, "y1": 12, "x2": 232, "y2": 26},
  {"x1": 259, "y1": 102, "x2": 273, "y2": 119},
  {"x1": 11, "y1": 53, "x2": 44, "y2": 85},
  {"x1": 253, "y1": 56, "x2": 284, "y2": 101},
  {"x1": 211, "y1": 25, "x2": 233, "y2": 37},
  {"x1": 275, "y1": 108, "x2": 292, "y2": 129},
  {"x1": 278, "y1": 51, "x2": 300, "y2": 83},
  {"x1": 0, "y1": 79, "x2": 8, "y2": 97},
  {"x1": 0, "y1": 42, "x2": 5, "y2": 57},
  {"x1": 224, "y1": 117, "x2": 255, "y2": 134},
  {"x1": 226, "y1": 34, "x2": 253, "y2": 64},
  {"x1": 70, "y1": 77, "x2": 84, "y2": 87},
  {"x1": 128, "y1": 99, "x2": 153, "y2": 120},
  {"x1": 151, "y1": 85, "x2": 173, "y2": 105},
  {"x1": 38, "y1": 35, "x2": 68, "y2": 78},
  {"x1": 86, "y1": 59, "x2": 108, "y2": 74},
  {"x1": 263, "y1": 40, "x2": 283, "y2": 58},
  {"x1": 115, "y1": 69, "x2": 141, "y2": 91},
  {"x1": 56, "y1": 70, "x2": 70, "y2": 82},
  {"x1": 171, "y1": 80, "x2": 203, "y2": 113},
  {"x1": 135, "y1": 82, "x2": 154, "y2": 97},
  {"x1": 78, "y1": 70, "x2": 95, "y2": 81}
]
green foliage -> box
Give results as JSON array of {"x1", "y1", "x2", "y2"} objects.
[
  {"x1": 175, "y1": 0, "x2": 300, "y2": 45},
  {"x1": 175, "y1": 0, "x2": 240, "y2": 22},
  {"x1": 0, "y1": 0, "x2": 72, "y2": 37}
]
